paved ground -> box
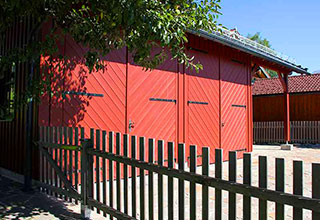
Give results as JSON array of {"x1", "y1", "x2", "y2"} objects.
[
  {"x1": 1, "y1": 144, "x2": 319, "y2": 219},
  {"x1": 0, "y1": 175, "x2": 85, "y2": 219}
]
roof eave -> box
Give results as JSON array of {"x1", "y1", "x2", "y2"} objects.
[{"x1": 188, "y1": 30, "x2": 310, "y2": 75}]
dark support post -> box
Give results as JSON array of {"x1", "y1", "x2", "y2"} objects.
[
  {"x1": 81, "y1": 139, "x2": 93, "y2": 219},
  {"x1": 23, "y1": 61, "x2": 34, "y2": 192}
]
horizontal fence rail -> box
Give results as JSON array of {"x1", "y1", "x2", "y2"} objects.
[
  {"x1": 254, "y1": 121, "x2": 320, "y2": 144},
  {"x1": 37, "y1": 126, "x2": 320, "y2": 219}
]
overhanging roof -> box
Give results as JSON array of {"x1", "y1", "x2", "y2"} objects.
[
  {"x1": 253, "y1": 74, "x2": 320, "y2": 95},
  {"x1": 188, "y1": 29, "x2": 310, "y2": 75}
]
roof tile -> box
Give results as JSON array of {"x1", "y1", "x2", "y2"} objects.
[{"x1": 253, "y1": 74, "x2": 320, "y2": 95}]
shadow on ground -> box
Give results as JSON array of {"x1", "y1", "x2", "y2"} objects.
[{"x1": 0, "y1": 176, "x2": 81, "y2": 219}]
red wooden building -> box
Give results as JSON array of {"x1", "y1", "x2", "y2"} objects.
[
  {"x1": 0, "y1": 21, "x2": 309, "y2": 177},
  {"x1": 253, "y1": 74, "x2": 320, "y2": 122}
]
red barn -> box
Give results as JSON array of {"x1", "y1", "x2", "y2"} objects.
[{"x1": 0, "y1": 20, "x2": 309, "y2": 177}]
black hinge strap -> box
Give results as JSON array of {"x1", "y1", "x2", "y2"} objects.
[
  {"x1": 188, "y1": 101, "x2": 209, "y2": 105},
  {"x1": 149, "y1": 98, "x2": 176, "y2": 103},
  {"x1": 63, "y1": 91, "x2": 104, "y2": 97},
  {"x1": 232, "y1": 104, "x2": 246, "y2": 108}
]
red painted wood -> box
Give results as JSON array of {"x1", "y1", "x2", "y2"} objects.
[
  {"x1": 283, "y1": 74, "x2": 290, "y2": 142},
  {"x1": 62, "y1": 36, "x2": 126, "y2": 135},
  {"x1": 127, "y1": 52, "x2": 178, "y2": 161},
  {"x1": 220, "y1": 48, "x2": 249, "y2": 160},
  {"x1": 185, "y1": 46, "x2": 220, "y2": 164}
]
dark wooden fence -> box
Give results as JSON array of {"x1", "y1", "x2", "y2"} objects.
[
  {"x1": 36, "y1": 126, "x2": 320, "y2": 220},
  {"x1": 254, "y1": 121, "x2": 320, "y2": 144}
]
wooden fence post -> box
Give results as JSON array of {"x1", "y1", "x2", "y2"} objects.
[{"x1": 81, "y1": 139, "x2": 93, "y2": 219}]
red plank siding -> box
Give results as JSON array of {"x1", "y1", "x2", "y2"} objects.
[
  {"x1": 254, "y1": 93, "x2": 320, "y2": 122},
  {"x1": 185, "y1": 45, "x2": 220, "y2": 163},
  {"x1": 220, "y1": 48, "x2": 249, "y2": 160}
]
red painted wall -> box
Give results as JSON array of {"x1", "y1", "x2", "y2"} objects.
[
  {"x1": 39, "y1": 34, "x2": 253, "y2": 163},
  {"x1": 254, "y1": 93, "x2": 320, "y2": 122}
]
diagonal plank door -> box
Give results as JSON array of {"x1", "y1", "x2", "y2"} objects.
[
  {"x1": 185, "y1": 49, "x2": 220, "y2": 164},
  {"x1": 127, "y1": 56, "x2": 178, "y2": 161},
  {"x1": 220, "y1": 50, "x2": 248, "y2": 160}
]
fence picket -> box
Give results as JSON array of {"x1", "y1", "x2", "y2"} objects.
[
  {"x1": 53, "y1": 127, "x2": 58, "y2": 198},
  {"x1": 168, "y1": 142, "x2": 174, "y2": 220},
  {"x1": 158, "y1": 140, "x2": 164, "y2": 220},
  {"x1": 102, "y1": 130, "x2": 107, "y2": 217},
  {"x1": 148, "y1": 138, "x2": 155, "y2": 220},
  {"x1": 59, "y1": 127, "x2": 63, "y2": 198},
  {"x1": 243, "y1": 153, "x2": 251, "y2": 220},
  {"x1": 276, "y1": 158, "x2": 285, "y2": 220},
  {"x1": 259, "y1": 156, "x2": 268, "y2": 220},
  {"x1": 74, "y1": 127, "x2": 79, "y2": 204},
  {"x1": 46, "y1": 126, "x2": 51, "y2": 195},
  {"x1": 202, "y1": 147, "x2": 209, "y2": 220},
  {"x1": 131, "y1": 136, "x2": 137, "y2": 218},
  {"x1": 229, "y1": 151, "x2": 237, "y2": 220},
  {"x1": 68, "y1": 127, "x2": 73, "y2": 202},
  {"x1": 89, "y1": 128, "x2": 94, "y2": 210},
  {"x1": 139, "y1": 137, "x2": 146, "y2": 220},
  {"x1": 40, "y1": 126, "x2": 44, "y2": 192},
  {"x1": 109, "y1": 131, "x2": 114, "y2": 219},
  {"x1": 190, "y1": 145, "x2": 197, "y2": 220},
  {"x1": 123, "y1": 134, "x2": 129, "y2": 214},
  {"x1": 37, "y1": 126, "x2": 320, "y2": 220},
  {"x1": 95, "y1": 129, "x2": 101, "y2": 213},
  {"x1": 178, "y1": 143, "x2": 185, "y2": 220},
  {"x1": 293, "y1": 160, "x2": 303, "y2": 220},
  {"x1": 116, "y1": 133, "x2": 121, "y2": 212},
  {"x1": 64, "y1": 127, "x2": 68, "y2": 200},
  {"x1": 215, "y1": 149, "x2": 223, "y2": 220},
  {"x1": 49, "y1": 127, "x2": 54, "y2": 195},
  {"x1": 312, "y1": 163, "x2": 320, "y2": 220}
]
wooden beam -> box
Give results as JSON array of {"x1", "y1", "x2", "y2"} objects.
[
  {"x1": 38, "y1": 143, "x2": 80, "y2": 197},
  {"x1": 283, "y1": 74, "x2": 291, "y2": 143}
]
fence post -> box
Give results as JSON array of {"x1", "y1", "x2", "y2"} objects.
[{"x1": 81, "y1": 139, "x2": 93, "y2": 219}]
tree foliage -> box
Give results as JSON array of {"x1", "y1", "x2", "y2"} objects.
[
  {"x1": 0, "y1": 0, "x2": 222, "y2": 107},
  {"x1": 247, "y1": 32, "x2": 271, "y2": 48},
  {"x1": 247, "y1": 32, "x2": 278, "y2": 78}
]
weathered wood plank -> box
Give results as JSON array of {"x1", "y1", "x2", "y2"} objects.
[
  {"x1": 108, "y1": 131, "x2": 114, "y2": 219},
  {"x1": 243, "y1": 153, "x2": 252, "y2": 220},
  {"x1": 87, "y1": 149, "x2": 320, "y2": 212},
  {"x1": 215, "y1": 148, "x2": 223, "y2": 220},
  {"x1": 102, "y1": 130, "x2": 107, "y2": 217},
  {"x1": 229, "y1": 151, "x2": 237, "y2": 220},
  {"x1": 190, "y1": 145, "x2": 197, "y2": 220},
  {"x1": 178, "y1": 143, "x2": 185, "y2": 220},
  {"x1": 158, "y1": 140, "x2": 164, "y2": 220},
  {"x1": 202, "y1": 147, "x2": 209, "y2": 220},
  {"x1": 139, "y1": 137, "x2": 146, "y2": 220},
  {"x1": 116, "y1": 133, "x2": 121, "y2": 212},
  {"x1": 259, "y1": 156, "x2": 267, "y2": 220},
  {"x1": 293, "y1": 160, "x2": 303, "y2": 220},
  {"x1": 276, "y1": 158, "x2": 285, "y2": 220},
  {"x1": 312, "y1": 163, "x2": 320, "y2": 220},
  {"x1": 148, "y1": 138, "x2": 155, "y2": 220},
  {"x1": 131, "y1": 136, "x2": 137, "y2": 218},
  {"x1": 168, "y1": 142, "x2": 174, "y2": 220},
  {"x1": 123, "y1": 134, "x2": 129, "y2": 214}
]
